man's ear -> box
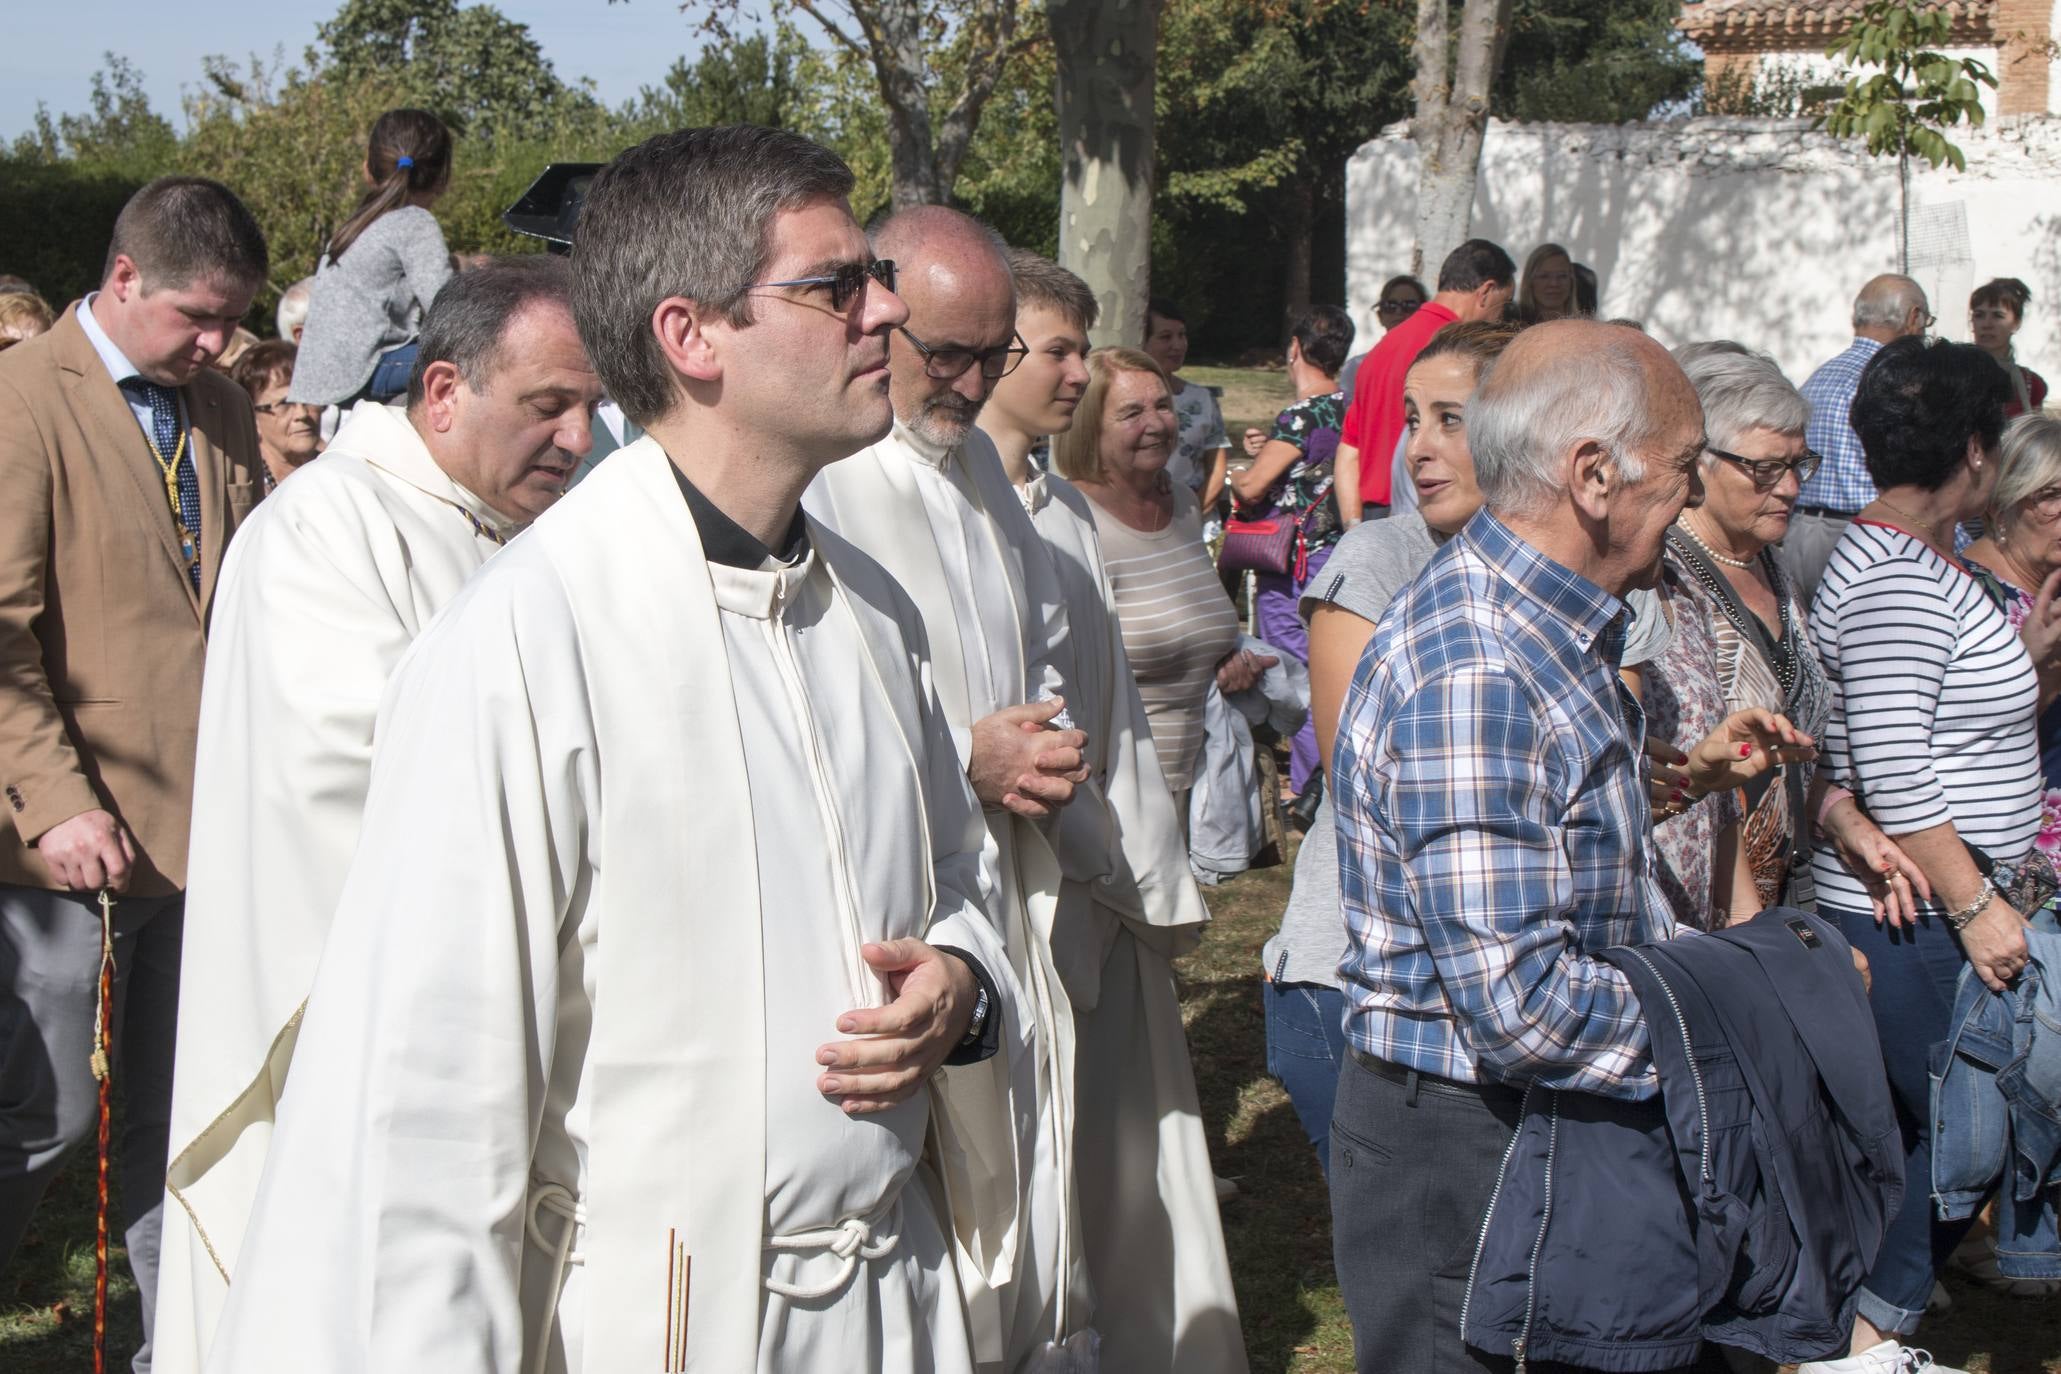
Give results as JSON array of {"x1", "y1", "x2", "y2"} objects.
[
  {"x1": 653, "y1": 296, "x2": 722, "y2": 386},
  {"x1": 416, "y1": 360, "x2": 465, "y2": 434},
  {"x1": 105, "y1": 253, "x2": 143, "y2": 303},
  {"x1": 1567, "y1": 438, "x2": 1617, "y2": 522}
]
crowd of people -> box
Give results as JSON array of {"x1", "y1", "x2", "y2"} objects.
[{"x1": 0, "y1": 106, "x2": 2056, "y2": 1374}]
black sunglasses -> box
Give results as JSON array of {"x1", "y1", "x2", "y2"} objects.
[
  {"x1": 1709, "y1": 447, "x2": 1823, "y2": 488},
  {"x1": 1376, "y1": 298, "x2": 1423, "y2": 317},
  {"x1": 897, "y1": 327, "x2": 1029, "y2": 382},
  {"x1": 753, "y1": 258, "x2": 897, "y2": 313}
]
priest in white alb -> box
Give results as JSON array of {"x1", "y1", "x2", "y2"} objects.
[
  {"x1": 156, "y1": 256, "x2": 601, "y2": 1374},
  {"x1": 806, "y1": 211, "x2": 1242, "y2": 1371},
  {"x1": 977, "y1": 250, "x2": 1249, "y2": 1373},
  {"x1": 201, "y1": 126, "x2": 1022, "y2": 1374}
]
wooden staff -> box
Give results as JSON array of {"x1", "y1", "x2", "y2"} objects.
[{"x1": 90, "y1": 888, "x2": 115, "y2": 1374}]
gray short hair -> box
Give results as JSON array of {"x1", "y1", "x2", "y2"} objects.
[
  {"x1": 405, "y1": 256, "x2": 574, "y2": 409},
  {"x1": 1992, "y1": 413, "x2": 2061, "y2": 535},
  {"x1": 275, "y1": 278, "x2": 313, "y2": 339},
  {"x1": 569, "y1": 125, "x2": 857, "y2": 427},
  {"x1": 1469, "y1": 332, "x2": 1665, "y2": 519},
  {"x1": 1672, "y1": 341, "x2": 1809, "y2": 457},
  {"x1": 1852, "y1": 274, "x2": 1925, "y2": 331}
]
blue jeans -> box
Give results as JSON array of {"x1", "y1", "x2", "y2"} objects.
[
  {"x1": 365, "y1": 340, "x2": 419, "y2": 402},
  {"x1": 1263, "y1": 979, "x2": 1348, "y2": 1175},
  {"x1": 1830, "y1": 905, "x2": 1982, "y2": 1336}
]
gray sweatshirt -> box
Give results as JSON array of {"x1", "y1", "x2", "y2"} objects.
[{"x1": 288, "y1": 206, "x2": 453, "y2": 405}]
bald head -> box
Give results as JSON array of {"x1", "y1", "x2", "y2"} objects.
[
  {"x1": 1853, "y1": 274, "x2": 1929, "y2": 341},
  {"x1": 870, "y1": 207, "x2": 1018, "y2": 447},
  {"x1": 1475, "y1": 323, "x2": 1698, "y2": 521}
]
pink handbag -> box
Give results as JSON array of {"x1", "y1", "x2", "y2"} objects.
[{"x1": 1218, "y1": 512, "x2": 1298, "y2": 575}]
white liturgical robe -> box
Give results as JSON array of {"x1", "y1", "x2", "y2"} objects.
[
  {"x1": 157, "y1": 401, "x2": 523, "y2": 1374},
  {"x1": 201, "y1": 440, "x2": 1021, "y2": 1374},
  {"x1": 1018, "y1": 470, "x2": 1247, "y2": 1374},
  {"x1": 808, "y1": 424, "x2": 1089, "y2": 1368},
  {"x1": 810, "y1": 425, "x2": 1242, "y2": 1371}
]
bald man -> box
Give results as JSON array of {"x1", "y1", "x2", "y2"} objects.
[
  {"x1": 805, "y1": 208, "x2": 1244, "y2": 1372},
  {"x1": 1330, "y1": 322, "x2": 1709, "y2": 1370},
  {"x1": 1789, "y1": 273, "x2": 1932, "y2": 604}
]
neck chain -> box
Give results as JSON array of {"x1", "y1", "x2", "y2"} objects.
[
  {"x1": 1873, "y1": 495, "x2": 1954, "y2": 555},
  {"x1": 1676, "y1": 512, "x2": 1753, "y2": 569}
]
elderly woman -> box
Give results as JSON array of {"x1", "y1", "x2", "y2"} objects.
[
  {"x1": 1970, "y1": 276, "x2": 2047, "y2": 417},
  {"x1": 230, "y1": 339, "x2": 324, "y2": 489},
  {"x1": 1055, "y1": 348, "x2": 1261, "y2": 799},
  {"x1": 1811, "y1": 336, "x2": 2048, "y2": 1368},
  {"x1": 1517, "y1": 242, "x2": 1580, "y2": 322},
  {"x1": 1228, "y1": 305, "x2": 1356, "y2": 800},
  {"x1": 1631, "y1": 343, "x2": 1923, "y2": 930},
  {"x1": 1965, "y1": 414, "x2": 2061, "y2": 787}
]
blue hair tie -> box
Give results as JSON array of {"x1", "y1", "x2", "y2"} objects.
[{"x1": 396, "y1": 155, "x2": 414, "y2": 169}]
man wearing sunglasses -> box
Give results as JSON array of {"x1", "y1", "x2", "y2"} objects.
[
  {"x1": 204, "y1": 126, "x2": 1021, "y2": 1374},
  {"x1": 807, "y1": 205, "x2": 1120, "y2": 1368}
]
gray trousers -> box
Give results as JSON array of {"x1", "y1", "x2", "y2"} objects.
[
  {"x1": 1780, "y1": 509, "x2": 1852, "y2": 612},
  {"x1": 0, "y1": 884, "x2": 181, "y2": 1374}
]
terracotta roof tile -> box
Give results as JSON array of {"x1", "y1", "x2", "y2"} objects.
[{"x1": 1678, "y1": 0, "x2": 1996, "y2": 52}]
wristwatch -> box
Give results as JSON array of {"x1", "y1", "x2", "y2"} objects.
[{"x1": 959, "y1": 984, "x2": 991, "y2": 1047}]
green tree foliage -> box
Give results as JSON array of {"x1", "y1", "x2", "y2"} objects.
[
  {"x1": 1819, "y1": 0, "x2": 1996, "y2": 271},
  {"x1": 1493, "y1": 0, "x2": 1699, "y2": 124},
  {"x1": 1, "y1": 0, "x2": 1712, "y2": 350}
]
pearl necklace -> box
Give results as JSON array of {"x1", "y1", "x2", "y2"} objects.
[{"x1": 1675, "y1": 514, "x2": 1753, "y2": 569}]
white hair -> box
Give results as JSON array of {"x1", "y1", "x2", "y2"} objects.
[
  {"x1": 1852, "y1": 274, "x2": 1924, "y2": 331},
  {"x1": 1672, "y1": 341, "x2": 1809, "y2": 457},
  {"x1": 1993, "y1": 413, "x2": 2061, "y2": 535},
  {"x1": 1469, "y1": 334, "x2": 1660, "y2": 519},
  {"x1": 275, "y1": 277, "x2": 313, "y2": 340}
]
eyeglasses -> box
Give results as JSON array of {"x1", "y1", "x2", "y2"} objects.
[
  {"x1": 1709, "y1": 447, "x2": 1823, "y2": 488},
  {"x1": 897, "y1": 327, "x2": 1029, "y2": 382},
  {"x1": 2025, "y1": 486, "x2": 2061, "y2": 520},
  {"x1": 1376, "y1": 298, "x2": 1422, "y2": 318},
  {"x1": 751, "y1": 258, "x2": 897, "y2": 313},
  {"x1": 252, "y1": 399, "x2": 318, "y2": 416}
]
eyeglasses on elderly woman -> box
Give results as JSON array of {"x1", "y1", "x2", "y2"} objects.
[{"x1": 1707, "y1": 447, "x2": 1822, "y2": 489}]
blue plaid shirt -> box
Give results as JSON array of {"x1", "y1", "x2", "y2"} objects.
[
  {"x1": 1798, "y1": 337, "x2": 1884, "y2": 515},
  {"x1": 1333, "y1": 511, "x2": 1669, "y2": 1099}
]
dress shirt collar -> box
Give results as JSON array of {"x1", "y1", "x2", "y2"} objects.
[
  {"x1": 1462, "y1": 508, "x2": 1629, "y2": 661},
  {"x1": 1843, "y1": 335, "x2": 1886, "y2": 365},
  {"x1": 669, "y1": 462, "x2": 809, "y2": 569},
  {"x1": 76, "y1": 292, "x2": 146, "y2": 387}
]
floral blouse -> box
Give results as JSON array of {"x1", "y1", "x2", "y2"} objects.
[{"x1": 1255, "y1": 390, "x2": 1347, "y2": 550}]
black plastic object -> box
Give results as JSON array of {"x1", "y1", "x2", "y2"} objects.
[{"x1": 502, "y1": 163, "x2": 604, "y2": 253}]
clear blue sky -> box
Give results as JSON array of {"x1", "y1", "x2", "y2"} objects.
[{"x1": 1, "y1": 1, "x2": 720, "y2": 142}]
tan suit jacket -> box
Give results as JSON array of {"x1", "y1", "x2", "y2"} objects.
[{"x1": 0, "y1": 304, "x2": 263, "y2": 895}]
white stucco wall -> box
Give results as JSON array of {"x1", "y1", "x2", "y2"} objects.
[{"x1": 1346, "y1": 116, "x2": 2061, "y2": 388}]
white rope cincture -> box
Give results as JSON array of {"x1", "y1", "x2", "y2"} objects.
[
  {"x1": 523, "y1": 1181, "x2": 586, "y2": 1374},
  {"x1": 762, "y1": 1204, "x2": 902, "y2": 1302}
]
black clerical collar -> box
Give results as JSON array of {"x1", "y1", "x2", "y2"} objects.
[{"x1": 669, "y1": 464, "x2": 810, "y2": 569}]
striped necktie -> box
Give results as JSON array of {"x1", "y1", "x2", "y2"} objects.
[{"x1": 125, "y1": 378, "x2": 202, "y2": 590}]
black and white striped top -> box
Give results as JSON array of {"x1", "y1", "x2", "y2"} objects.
[{"x1": 1809, "y1": 520, "x2": 2042, "y2": 914}]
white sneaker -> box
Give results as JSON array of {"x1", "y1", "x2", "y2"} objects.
[{"x1": 1796, "y1": 1340, "x2": 1966, "y2": 1373}]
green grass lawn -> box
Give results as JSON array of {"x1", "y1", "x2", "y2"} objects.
[{"x1": 6, "y1": 830, "x2": 2059, "y2": 1372}]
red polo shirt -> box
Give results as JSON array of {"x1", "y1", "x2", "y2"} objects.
[{"x1": 1340, "y1": 300, "x2": 1459, "y2": 505}]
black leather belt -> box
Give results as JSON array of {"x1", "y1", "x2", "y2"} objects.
[{"x1": 1348, "y1": 1047, "x2": 1523, "y2": 1104}]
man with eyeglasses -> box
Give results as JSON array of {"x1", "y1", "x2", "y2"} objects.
[
  {"x1": 204, "y1": 126, "x2": 1020, "y2": 1374},
  {"x1": 806, "y1": 205, "x2": 1119, "y2": 1368},
  {"x1": 1789, "y1": 274, "x2": 1932, "y2": 606}
]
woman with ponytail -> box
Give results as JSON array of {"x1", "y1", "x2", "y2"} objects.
[{"x1": 289, "y1": 109, "x2": 456, "y2": 406}]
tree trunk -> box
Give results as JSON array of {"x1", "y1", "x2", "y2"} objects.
[
  {"x1": 869, "y1": 0, "x2": 944, "y2": 207},
  {"x1": 1282, "y1": 177, "x2": 1313, "y2": 340},
  {"x1": 1050, "y1": 0, "x2": 1159, "y2": 348},
  {"x1": 1409, "y1": 0, "x2": 1513, "y2": 280},
  {"x1": 1897, "y1": 147, "x2": 1910, "y2": 275}
]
